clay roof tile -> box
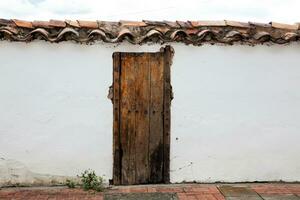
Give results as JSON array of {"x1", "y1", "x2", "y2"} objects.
[
  {"x1": 65, "y1": 20, "x2": 80, "y2": 28},
  {"x1": 225, "y1": 20, "x2": 250, "y2": 28},
  {"x1": 249, "y1": 22, "x2": 271, "y2": 28},
  {"x1": 49, "y1": 20, "x2": 66, "y2": 28},
  {"x1": 1, "y1": 19, "x2": 300, "y2": 45},
  {"x1": 77, "y1": 20, "x2": 98, "y2": 29},
  {"x1": 176, "y1": 21, "x2": 193, "y2": 28},
  {"x1": 32, "y1": 20, "x2": 51, "y2": 28},
  {"x1": 189, "y1": 20, "x2": 226, "y2": 27},
  {"x1": 120, "y1": 20, "x2": 147, "y2": 27},
  {"x1": 271, "y1": 22, "x2": 298, "y2": 30},
  {"x1": 12, "y1": 19, "x2": 33, "y2": 28},
  {"x1": 0, "y1": 18, "x2": 13, "y2": 26},
  {"x1": 142, "y1": 20, "x2": 167, "y2": 26}
]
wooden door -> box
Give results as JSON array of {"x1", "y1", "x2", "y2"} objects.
[{"x1": 112, "y1": 46, "x2": 173, "y2": 185}]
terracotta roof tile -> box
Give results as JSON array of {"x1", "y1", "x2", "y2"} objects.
[
  {"x1": 77, "y1": 20, "x2": 98, "y2": 29},
  {"x1": 185, "y1": 29, "x2": 199, "y2": 35},
  {"x1": 249, "y1": 22, "x2": 271, "y2": 28},
  {"x1": 142, "y1": 20, "x2": 167, "y2": 26},
  {"x1": 271, "y1": 22, "x2": 298, "y2": 30},
  {"x1": 189, "y1": 20, "x2": 226, "y2": 27},
  {"x1": 160, "y1": 21, "x2": 178, "y2": 28},
  {"x1": 253, "y1": 31, "x2": 270, "y2": 41},
  {"x1": 120, "y1": 20, "x2": 147, "y2": 27},
  {"x1": 0, "y1": 18, "x2": 12, "y2": 26},
  {"x1": 65, "y1": 20, "x2": 80, "y2": 28},
  {"x1": 12, "y1": 19, "x2": 33, "y2": 28},
  {"x1": 117, "y1": 28, "x2": 134, "y2": 40},
  {"x1": 153, "y1": 26, "x2": 170, "y2": 34},
  {"x1": 32, "y1": 21, "x2": 51, "y2": 28},
  {"x1": 176, "y1": 21, "x2": 193, "y2": 28},
  {"x1": 49, "y1": 20, "x2": 66, "y2": 28},
  {"x1": 97, "y1": 20, "x2": 118, "y2": 27},
  {"x1": 284, "y1": 32, "x2": 298, "y2": 41},
  {"x1": 225, "y1": 20, "x2": 250, "y2": 28},
  {"x1": 1, "y1": 19, "x2": 299, "y2": 45},
  {"x1": 0, "y1": 26, "x2": 19, "y2": 34}
]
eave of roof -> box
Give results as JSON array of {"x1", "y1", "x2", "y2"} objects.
[{"x1": 0, "y1": 19, "x2": 299, "y2": 45}]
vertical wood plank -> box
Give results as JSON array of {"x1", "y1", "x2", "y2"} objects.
[
  {"x1": 134, "y1": 53, "x2": 150, "y2": 184},
  {"x1": 127, "y1": 54, "x2": 137, "y2": 185},
  {"x1": 149, "y1": 53, "x2": 164, "y2": 183},
  {"x1": 163, "y1": 46, "x2": 172, "y2": 183},
  {"x1": 112, "y1": 52, "x2": 121, "y2": 185},
  {"x1": 120, "y1": 53, "x2": 136, "y2": 185}
]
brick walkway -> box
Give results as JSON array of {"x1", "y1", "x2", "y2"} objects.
[{"x1": 0, "y1": 184, "x2": 299, "y2": 200}]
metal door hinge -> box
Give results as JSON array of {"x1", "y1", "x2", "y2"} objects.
[
  {"x1": 107, "y1": 85, "x2": 113, "y2": 103},
  {"x1": 170, "y1": 85, "x2": 174, "y2": 102}
]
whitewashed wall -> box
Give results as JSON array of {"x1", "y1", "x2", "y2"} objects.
[{"x1": 0, "y1": 41, "x2": 299, "y2": 185}]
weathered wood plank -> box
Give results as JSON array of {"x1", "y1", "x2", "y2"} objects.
[
  {"x1": 127, "y1": 54, "x2": 137, "y2": 185},
  {"x1": 134, "y1": 53, "x2": 150, "y2": 184},
  {"x1": 149, "y1": 53, "x2": 164, "y2": 183},
  {"x1": 112, "y1": 52, "x2": 121, "y2": 185},
  {"x1": 120, "y1": 53, "x2": 136, "y2": 185},
  {"x1": 163, "y1": 46, "x2": 172, "y2": 183}
]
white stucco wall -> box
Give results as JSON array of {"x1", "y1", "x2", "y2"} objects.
[{"x1": 0, "y1": 41, "x2": 299, "y2": 185}]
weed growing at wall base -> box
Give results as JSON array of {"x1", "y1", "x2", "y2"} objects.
[
  {"x1": 78, "y1": 169, "x2": 105, "y2": 192},
  {"x1": 66, "y1": 179, "x2": 75, "y2": 188}
]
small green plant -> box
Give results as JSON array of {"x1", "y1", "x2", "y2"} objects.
[
  {"x1": 78, "y1": 169, "x2": 105, "y2": 192},
  {"x1": 66, "y1": 179, "x2": 76, "y2": 188}
]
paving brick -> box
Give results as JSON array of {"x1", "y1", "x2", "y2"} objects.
[
  {"x1": 157, "y1": 187, "x2": 184, "y2": 193},
  {"x1": 195, "y1": 194, "x2": 221, "y2": 200},
  {"x1": 186, "y1": 194, "x2": 198, "y2": 200},
  {"x1": 104, "y1": 192, "x2": 178, "y2": 200},
  {"x1": 218, "y1": 185, "x2": 258, "y2": 197},
  {"x1": 252, "y1": 185, "x2": 298, "y2": 195},
  {"x1": 213, "y1": 193, "x2": 226, "y2": 200},
  {"x1": 177, "y1": 193, "x2": 188, "y2": 200},
  {"x1": 189, "y1": 186, "x2": 220, "y2": 194},
  {"x1": 108, "y1": 187, "x2": 130, "y2": 193},
  {"x1": 0, "y1": 184, "x2": 299, "y2": 200},
  {"x1": 260, "y1": 194, "x2": 300, "y2": 200},
  {"x1": 219, "y1": 185, "x2": 264, "y2": 200},
  {"x1": 147, "y1": 187, "x2": 157, "y2": 193},
  {"x1": 0, "y1": 188, "x2": 104, "y2": 200},
  {"x1": 129, "y1": 187, "x2": 148, "y2": 193},
  {"x1": 225, "y1": 197, "x2": 263, "y2": 200},
  {"x1": 184, "y1": 186, "x2": 218, "y2": 194},
  {"x1": 287, "y1": 185, "x2": 300, "y2": 195}
]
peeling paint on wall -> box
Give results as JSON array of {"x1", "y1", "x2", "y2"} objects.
[{"x1": 0, "y1": 157, "x2": 78, "y2": 187}]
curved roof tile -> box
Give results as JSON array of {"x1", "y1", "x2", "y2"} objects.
[{"x1": 0, "y1": 19, "x2": 299, "y2": 45}]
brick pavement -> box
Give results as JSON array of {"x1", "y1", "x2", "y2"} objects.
[{"x1": 0, "y1": 183, "x2": 299, "y2": 200}]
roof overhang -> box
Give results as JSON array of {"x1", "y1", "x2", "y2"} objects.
[{"x1": 0, "y1": 19, "x2": 299, "y2": 45}]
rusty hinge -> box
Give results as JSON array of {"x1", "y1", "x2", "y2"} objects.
[
  {"x1": 107, "y1": 85, "x2": 113, "y2": 103},
  {"x1": 170, "y1": 85, "x2": 174, "y2": 102}
]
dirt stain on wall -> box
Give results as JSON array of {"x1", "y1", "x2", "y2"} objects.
[{"x1": 0, "y1": 157, "x2": 78, "y2": 187}]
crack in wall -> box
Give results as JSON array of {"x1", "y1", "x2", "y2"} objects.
[{"x1": 170, "y1": 162, "x2": 194, "y2": 172}]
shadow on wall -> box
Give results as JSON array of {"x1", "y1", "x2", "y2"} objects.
[{"x1": 0, "y1": 157, "x2": 79, "y2": 187}]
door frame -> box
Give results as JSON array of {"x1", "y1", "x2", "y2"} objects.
[{"x1": 111, "y1": 46, "x2": 173, "y2": 185}]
